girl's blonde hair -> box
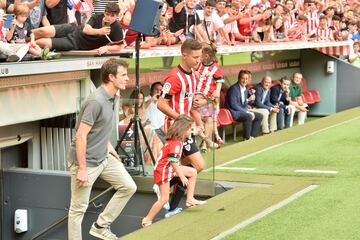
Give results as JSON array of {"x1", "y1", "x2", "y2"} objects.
[
  {"x1": 166, "y1": 115, "x2": 194, "y2": 141},
  {"x1": 14, "y1": 3, "x2": 29, "y2": 16}
]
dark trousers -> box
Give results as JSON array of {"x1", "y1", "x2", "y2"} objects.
[
  {"x1": 169, "y1": 177, "x2": 186, "y2": 211},
  {"x1": 237, "y1": 111, "x2": 263, "y2": 139}
]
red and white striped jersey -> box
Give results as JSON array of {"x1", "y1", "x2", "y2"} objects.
[
  {"x1": 154, "y1": 139, "x2": 183, "y2": 185},
  {"x1": 162, "y1": 65, "x2": 197, "y2": 127},
  {"x1": 196, "y1": 62, "x2": 223, "y2": 97},
  {"x1": 315, "y1": 27, "x2": 334, "y2": 41},
  {"x1": 305, "y1": 11, "x2": 319, "y2": 33}
]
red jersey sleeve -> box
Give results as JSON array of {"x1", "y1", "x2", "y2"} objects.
[
  {"x1": 162, "y1": 72, "x2": 182, "y2": 97},
  {"x1": 213, "y1": 64, "x2": 224, "y2": 82},
  {"x1": 167, "y1": 140, "x2": 183, "y2": 163}
]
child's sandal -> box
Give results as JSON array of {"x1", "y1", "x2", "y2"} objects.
[
  {"x1": 142, "y1": 217, "x2": 152, "y2": 227},
  {"x1": 186, "y1": 199, "x2": 207, "y2": 208}
]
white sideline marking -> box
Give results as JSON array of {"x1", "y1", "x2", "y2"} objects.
[
  {"x1": 210, "y1": 185, "x2": 319, "y2": 240},
  {"x1": 216, "y1": 167, "x2": 256, "y2": 171},
  {"x1": 295, "y1": 169, "x2": 338, "y2": 174},
  {"x1": 205, "y1": 116, "x2": 360, "y2": 172}
]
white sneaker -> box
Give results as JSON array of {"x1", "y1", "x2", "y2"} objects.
[
  {"x1": 165, "y1": 207, "x2": 183, "y2": 218},
  {"x1": 89, "y1": 223, "x2": 118, "y2": 240},
  {"x1": 153, "y1": 184, "x2": 170, "y2": 210}
]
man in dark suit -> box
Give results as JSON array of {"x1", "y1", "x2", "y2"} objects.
[
  {"x1": 270, "y1": 77, "x2": 292, "y2": 130},
  {"x1": 251, "y1": 76, "x2": 279, "y2": 134},
  {"x1": 224, "y1": 70, "x2": 262, "y2": 140}
]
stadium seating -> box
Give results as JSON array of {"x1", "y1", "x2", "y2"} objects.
[
  {"x1": 217, "y1": 108, "x2": 240, "y2": 143},
  {"x1": 301, "y1": 78, "x2": 321, "y2": 103}
]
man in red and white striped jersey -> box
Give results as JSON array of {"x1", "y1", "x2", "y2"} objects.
[
  {"x1": 314, "y1": 15, "x2": 334, "y2": 41},
  {"x1": 157, "y1": 39, "x2": 206, "y2": 217},
  {"x1": 303, "y1": 0, "x2": 320, "y2": 35}
]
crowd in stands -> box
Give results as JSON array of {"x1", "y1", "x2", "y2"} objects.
[{"x1": 0, "y1": 0, "x2": 359, "y2": 61}]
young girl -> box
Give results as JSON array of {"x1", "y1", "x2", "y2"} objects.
[
  {"x1": 192, "y1": 43, "x2": 223, "y2": 152},
  {"x1": 6, "y1": 4, "x2": 49, "y2": 59},
  {"x1": 142, "y1": 115, "x2": 206, "y2": 227}
]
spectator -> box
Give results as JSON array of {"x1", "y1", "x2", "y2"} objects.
[
  {"x1": 288, "y1": 15, "x2": 308, "y2": 41},
  {"x1": 7, "y1": 0, "x2": 50, "y2": 28},
  {"x1": 225, "y1": 2, "x2": 249, "y2": 43},
  {"x1": 168, "y1": 0, "x2": 207, "y2": 43},
  {"x1": 224, "y1": 70, "x2": 262, "y2": 140},
  {"x1": 45, "y1": 0, "x2": 68, "y2": 25},
  {"x1": 314, "y1": 14, "x2": 334, "y2": 41},
  {"x1": 303, "y1": 0, "x2": 320, "y2": 37},
  {"x1": 349, "y1": 41, "x2": 360, "y2": 67},
  {"x1": 289, "y1": 72, "x2": 308, "y2": 126},
  {"x1": 250, "y1": 75, "x2": 279, "y2": 134},
  {"x1": 197, "y1": 0, "x2": 230, "y2": 44},
  {"x1": 0, "y1": 14, "x2": 30, "y2": 62},
  {"x1": 270, "y1": 76, "x2": 293, "y2": 130},
  {"x1": 144, "y1": 82, "x2": 166, "y2": 143},
  {"x1": 6, "y1": 4, "x2": 50, "y2": 59},
  {"x1": 270, "y1": 16, "x2": 289, "y2": 41},
  {"x1": 34, "y1": 2, "x2": 123, "y2": 54}
]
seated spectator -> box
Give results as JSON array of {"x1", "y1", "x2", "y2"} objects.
[
  {"x1": 250, "y1": 76, "x2": 279, "y2": 134},
  {"x1": 34, "y1": 2, "x2": 123, "y2": 54},
  {"x1": 6, "y1": 4, "x2": 50, "y2": 59},
  {"x1": 224, "y1": 70, "x2": 262, "y2": 140},
  {"x1": 270, "y1": 77, "x2": 293, "y2": 130},
  {"x1": 313, "y1": 14, "x2": 334, "y2": 41},
  {"x1": 0, "y1": 14, "x2": 29, "y2": 62},
  {"x1": 349, "y1": 41, "x2": 360, "y2": 67},
  {"x1": 289, "y1": 72, "x2": 308, "y2": 126}
]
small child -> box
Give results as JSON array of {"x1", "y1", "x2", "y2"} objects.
[
  {"x1": 142, "y1": 115, "x2": 206, "y2": 227},
  {"x1": 192, "y1": 43, "x2": 224, "y2": 151},
  {"x1": 6, "y1": 4, "x2": 49, "y2": 59}
]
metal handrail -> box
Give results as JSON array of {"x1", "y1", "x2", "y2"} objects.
[{"x1": 30, "y1": 186, "x2": 114, "y2": 240}]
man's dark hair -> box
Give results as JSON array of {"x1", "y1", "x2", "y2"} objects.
[
  {"x1": 105, "y1": 2, "x2": 120, "y2": 14},
  {"x1": 206, "y1": 0, "x2": 216, "y2": 7},
  {"x1": 238, "y1": 69, "x2": 250, "y2": 80},
  {"x1": 101, "y1": 58, "x2": 128, "y2": 84},
  {"x1": 332, "y1": 15, "x2": 341, "y2": 21},
  {"x1": 280, "y1": 76, "x2": 290, "y2": 83},
  {"x1": 181, "y1": 39, "x2": 202, "y2": 54},
  {"x1": 150, "y1": 81, "x2": 163, "y2": 95}
]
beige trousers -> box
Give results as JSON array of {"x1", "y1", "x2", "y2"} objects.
[
  {"x1": 68, "y1": 154, "x2": 137, "y2": 240},
  {"x1": 250, "y1": 108, "x2": 277, "y2": 133}
]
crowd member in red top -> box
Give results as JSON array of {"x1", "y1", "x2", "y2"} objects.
[
  {"x1": 313, "y1": 14, "x2": 334, "y2": 41},
  {"x1": 141, "y1": 115, "x2": 206, "y2": 227},
  {"x1": 157, "y1": 39, "x2": 206, "y2": 218},
  {"x1": 192, "y1": 43, "x2": 223, "y2": 152},
  {"x1": 120, "y1": 5, "x2": 138, "y2": 46}
]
